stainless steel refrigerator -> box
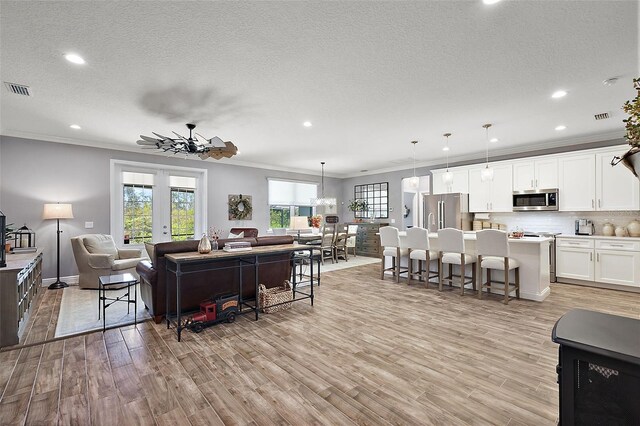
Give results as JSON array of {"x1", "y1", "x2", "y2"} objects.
[{"x1": 423, "y1": 193, "x2": 472, "y2": 231}]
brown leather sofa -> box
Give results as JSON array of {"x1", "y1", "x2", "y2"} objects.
[{"x1": 136, "y1": 235, "x2": 294, "y2": 323}]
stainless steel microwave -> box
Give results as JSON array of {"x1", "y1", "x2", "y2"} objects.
[{"x1": 512, "y1": 188, "x2": 558, "y2": 211}]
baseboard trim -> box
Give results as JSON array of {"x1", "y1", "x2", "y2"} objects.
[{"x1": 42, "y1": 275, "x2": 79, "y2": 286}]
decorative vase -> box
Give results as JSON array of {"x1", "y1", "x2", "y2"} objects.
[
  {"x1": 627, "y1": 219, "x2": 640, "y2": 237},
  {"x1": 615, "y1": 226, "x2": 628, "y2": 237},
  {"x1": 212, "y1": 239, "x2": 219, "y2": 250},
  {"x1": 602, "y1": 222, "x2": 615, "y2": 237},
  {"x1": 198, "y1": 233, "x2": 212, "y2": 253}
]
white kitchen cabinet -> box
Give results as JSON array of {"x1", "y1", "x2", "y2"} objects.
[
  {"x1": 468, "y1": 164, "x2": 513, "y2": 212},
  {"x1": 595, "y1": 149, "x2": 640, "y2": 211},
  {"x1": 558, "y1": 154, "x2": 596, "y2": 211},
  {"x1": 513, "y1": 158, "x2": 558, "y2": 191},
  {"x1": 557, "y1": 237, "x2": 640, "y2": 289},
  {"x1": 556, "y1": 238, "x2": 595, "y2": 281},
  {"x1": 432, "y1": 169, "x2": 469, "y2": 195},
  {"x1": 594, "y1": 239, "x2": 640, "y2": 287}
]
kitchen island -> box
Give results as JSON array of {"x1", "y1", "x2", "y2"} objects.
[{"x1": 386, "y1": 232, "x2": 551, "y2": 301}]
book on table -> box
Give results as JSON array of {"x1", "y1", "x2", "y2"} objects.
[{"x1": 223, "y1": 241, "x2": 252, "y2": 252}]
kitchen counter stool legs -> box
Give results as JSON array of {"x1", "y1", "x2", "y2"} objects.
[{"x1": 476, "y1": 229, "x2": 520, "y2": 304}]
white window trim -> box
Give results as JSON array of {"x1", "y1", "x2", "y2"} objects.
[{"x1": 110, "y1": 159, "x2": 207, "y2": 247}]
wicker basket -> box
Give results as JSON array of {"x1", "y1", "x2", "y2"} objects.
[{"x1": 259, "y1": 280, "x2": 293, "y2": 313}]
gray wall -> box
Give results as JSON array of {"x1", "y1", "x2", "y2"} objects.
[{"x1": 0, "y1": 136, "x2": 342, "y2": 280}]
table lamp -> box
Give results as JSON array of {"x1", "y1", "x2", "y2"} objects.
[
  {"x1": 43, "y1": 203, "x2": 74, "y2": 289},
  {"x1": 290, "y1": 216, "x2": 309, "y2": 239}
]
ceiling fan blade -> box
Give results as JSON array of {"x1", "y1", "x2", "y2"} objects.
[
  {"x1": 152, "y1": 132, "x2": 174, "y2": 141},
  {"x1": 140, "y1": 135, "x2": 161, "y2": 143},
  {"x1": 195, "y1": 133, "x2": 225, "y2": 148},
  {"x1": 137, "y1": 140, "x2": 157, "y2": 145}
]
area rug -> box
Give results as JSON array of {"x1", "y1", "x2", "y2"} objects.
[{"x1": 55, "y1": 284, "x2": 151, "y2": 338}]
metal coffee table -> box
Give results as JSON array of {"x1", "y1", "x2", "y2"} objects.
[{"x1": 98, "y1": 272, "x2": 138, "y2": 332}]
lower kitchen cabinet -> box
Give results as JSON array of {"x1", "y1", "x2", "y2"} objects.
[
  {"x1": 556, "y1": 237, "x2": 640, "y2": 289},
  {"x1": 556, "y1": 239, "x2": 594, "y2": 281}
]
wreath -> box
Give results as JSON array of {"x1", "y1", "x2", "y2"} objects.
[{"x1": 228, "y1": 194, "x2": 253, "y2": 220}]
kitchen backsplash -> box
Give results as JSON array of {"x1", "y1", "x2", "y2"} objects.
[{"x1": 487, "y1": 211, "x2": 640, "y2": 235}]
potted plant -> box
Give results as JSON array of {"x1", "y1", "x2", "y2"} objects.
[
  {"x1": 5, "y1": 223, "x2": 14, "y2": 253},
  {"x1": 347, "y1": 199, "x2": 368, "y2": 222},
  {"x1": 613, "y1": 77, "x2": 640, "y2": 177}
]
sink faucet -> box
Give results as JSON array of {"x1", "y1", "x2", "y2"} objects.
[{"x1": 427, "y1": 212, "x2": 435, "y2": 233}]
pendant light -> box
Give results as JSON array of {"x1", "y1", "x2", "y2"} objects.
[
  {"x1": 312, "y1": 161, "x2": 336, "y2": 206},
  {"x1": 408, "y1": 140, "x2": 420, "y2": 189},
  {"x1": 442, "y1": 133, "x2": 454, "y2": 185},
  {"x1": 480, "y1": 123, "x2": 494, "y2": 182}
]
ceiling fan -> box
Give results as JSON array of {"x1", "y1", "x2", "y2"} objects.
[{"x1": 137, "y1": 123, "x2": 238, "y2": 160}]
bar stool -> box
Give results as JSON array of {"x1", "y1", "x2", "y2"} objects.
[
  {"x1": 476, "y1": 229, "x2": 520, "y2": 304},
  {"x1": 406, "y1": 227, "x2": 439, "y2": 287},
  {"x1": 437, "y1": 228, "x2": 477, "y2": 295},
  {"x1": 379, "y1": 226, "x2": 408, "y2": 282}
]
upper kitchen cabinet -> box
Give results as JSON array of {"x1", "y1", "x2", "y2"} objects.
[
  {"x1": 432, "y1": 169, "x2": 469, "y2": 195},
  {"x1": 595, "y1": 149, "x2": 640, "y2": 211},
  {"x1": 559, "y1": 154, "x2": 596, "y2": 211},
  {"x1": 468, "y1": 164, "x2": 513, "y2": 212},
  {"x1": 513, "y1": 158, "x2": 558, "y2": 191}
]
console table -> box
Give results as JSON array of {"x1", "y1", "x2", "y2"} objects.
[
  {"x1": 165, "y1": 244, "x2": 317, "y2": 342},
  {"x1": 0, "y1": 250, "x2": 43, "y2": 347}
]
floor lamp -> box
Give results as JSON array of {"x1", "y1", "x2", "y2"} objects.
[{"x1": 43, "y1": 203, "x2": 74, "y2": 290}]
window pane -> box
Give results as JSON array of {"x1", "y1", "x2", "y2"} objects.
[
  {"x1": 171, "y1": 188, "x2": 195, "y2": 241},
  {"x1": 123, "y1": 185, "x2": 153, "y2": 244}
]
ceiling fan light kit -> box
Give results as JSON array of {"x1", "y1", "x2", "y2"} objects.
[{"x1": 137, "y1": 123, "x2": 238, "y2": 160}]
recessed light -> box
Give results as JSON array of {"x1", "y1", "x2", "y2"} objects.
[
  {"x1": 555, "y1": 125, "x2": 566, "y2": 131},
  {"x1": 69, "y1": 124, "x2": 81, "y2": 130},
  {"x1": 483, "y1": 0, "x2": 502, "y2": 4},
  {"x1": 64, "y1": 53, "x2": 85, "y2": 65},
  {"x1": 490, "y1": 138, "x2": 499, "y2": 143},
  {"x1": 552, "y1": 90, "x2": 567, "y2": 99},
  {"x1": 303, "y1": 121, "x2": 312, "y2": 127},
  {"x1": 442, "y1": 146, "x2": 450, "y2": 152}
]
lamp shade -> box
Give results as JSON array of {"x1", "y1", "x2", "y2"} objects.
[
  {"x1": 290, "y1": 216, "x2": 309, "y2": 230},
  {"x1": 43, "y1": 203, "x2": 74, "y2": 220}
]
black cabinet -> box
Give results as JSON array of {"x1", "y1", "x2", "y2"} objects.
[{"x1": 552, "y1": 309, "x2": 640, "y2": 425}]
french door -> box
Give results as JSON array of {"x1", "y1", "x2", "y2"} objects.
[{"x1": 111, "y1": 160, "x2": 207, "y2": 247}]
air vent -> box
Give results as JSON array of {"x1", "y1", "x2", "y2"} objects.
[
  {"x1": 594, "y1": 112, "x2": 610, "y2": 120},
  {"x1": 4, "y1": 82, "x2": 31, "y2": 96}
]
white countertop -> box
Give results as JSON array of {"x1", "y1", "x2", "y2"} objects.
[
  {"x1": 557, "y1": 234, "x2": 640, "y2": 242},
  {"x1": 393, "y1": 231, "x2": 551, "y2": 244}
]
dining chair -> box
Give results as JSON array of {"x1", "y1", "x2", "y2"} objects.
[
  {"x1": 405, "y1": 227, "x2": 439, "y2": 287},
  {"x1": 319, "y1": 223, "x2": 337, "y2": 264},
  {"x1": 346, "y1": 224, "x2": 358, "y2": 257},
  {"x1": 379, "y1": 226, "x2": 408, "y2": 282},
  {"x1": 334, "y1": 224, "x2": 349, "y2": 261},
  {"x1": 476, "y1": 229, "x2": 520, "y2": 304},
  {"x1": 437, "y1": 228, "x2": 477, "y2": 295}
]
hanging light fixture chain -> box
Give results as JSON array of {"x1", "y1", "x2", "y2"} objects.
[{"x1": 483, "y1": 123, "x2": 492, "y2": 167}]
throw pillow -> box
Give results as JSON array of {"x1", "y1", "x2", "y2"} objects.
[
  {"x1": 227, "y1": 231, "x2": 245, "y2": 239},
  {"x1": 83, "y1": 234, "x2": 119, "y2": 259}
]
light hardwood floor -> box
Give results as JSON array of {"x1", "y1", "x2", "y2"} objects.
[{"x1": 1, "y1": 264, "x2": 638, "y2": 425}]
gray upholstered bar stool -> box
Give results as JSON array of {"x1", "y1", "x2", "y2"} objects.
[
  {"x1": 437, "y1": 228, "x2": 477, "y2": 295},
  {"x1": 406, "y1": 227, "x2": 439, "y2": 287},
  {"x1": 379, "y1": 226, "x2": 408, "y2": 282},
  {"x1": 476, "y1": 229, "x2": 520, "y2": 304}
]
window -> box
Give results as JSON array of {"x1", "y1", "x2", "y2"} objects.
[
  {"x1": 123, "y1": 184, "x2": 153, "y2": 244},
  {"x1": 268, "y1": 179, "x2": 316, "y2": 228},
  {"x1": 111, "y1": 161, "x2": 207, "y2": 246},
  {"x1": 354, "y1": 182, "x2": 389, "y2": 219}
]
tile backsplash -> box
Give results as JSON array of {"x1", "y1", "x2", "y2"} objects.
[{"x1": 487, "y1": 211, "x2": 640, "y2": 235}]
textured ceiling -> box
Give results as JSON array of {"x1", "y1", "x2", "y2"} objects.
[{"x1": 0, "y1": 1, "x2": 637, "y2": 177}]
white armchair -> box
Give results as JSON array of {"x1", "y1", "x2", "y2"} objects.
[{"x1": 71, "y1": 234, "x2": 145, "y2": 289}]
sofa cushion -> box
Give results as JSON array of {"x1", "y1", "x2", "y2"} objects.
[
  {"x1": 227, "y1": 231, "x2": 245, "y2": 239},
  {"x1": 256, "y1": 235, "x2": 294, "y2": 246},
  {"x1": 83, "y1": 234, "x2": 119, "y2": 259},
  {"x1": 230, "y1": 227, "x2": 259, "y2": 238},
  {"x1": 144, "y1": 242, "x2": 155, "y2": 263}
]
